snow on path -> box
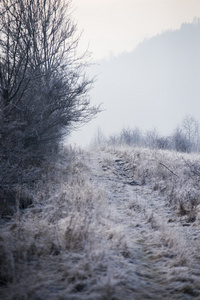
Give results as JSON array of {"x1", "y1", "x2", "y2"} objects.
[{"x1": 87, "y1": 148, "x2": 200, "y2": 299}]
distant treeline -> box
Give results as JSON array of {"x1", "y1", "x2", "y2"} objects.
[{"x1": 93, "y1": 115, "x2": 200, "y2": 153}]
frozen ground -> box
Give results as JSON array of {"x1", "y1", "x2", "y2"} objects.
[
  {"x1": 1, "y1": 146, "x2": 200, "y2": 299},
  {"x1": 88, "y1": 148, "x2": 200, "y2": 299}
]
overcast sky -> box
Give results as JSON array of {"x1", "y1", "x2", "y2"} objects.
[
  {"x1": 69, "y1": 0, "x2": 200, "y2": 146},
  {"x1": 73, "y1": 0, "x2": 200, "y2": 59}
]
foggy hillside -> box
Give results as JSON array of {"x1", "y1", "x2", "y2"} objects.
[{"x1": 74, "y1": 19, "x2": 200, "y2": 145}]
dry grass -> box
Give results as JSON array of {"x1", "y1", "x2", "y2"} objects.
[
  {"x1": 1, "y1": 145, "x2": 200, "y2": 299},
  {"x1": 0, "y1": 147, "x2": 134, "y2": 299},
  {"x1": 104, "y1": 144, "x2": 200, "y2": 221}
]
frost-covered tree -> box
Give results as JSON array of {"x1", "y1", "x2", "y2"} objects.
[
  {"x1": 0, "y1": 0, "x2": 99, "y2": 185},
  {"x1": 171, "y1": 128, "x2": 190, "y2": 153},
  {"x1": 181, "y1": 116, "x2": 200, "y2": 151}
]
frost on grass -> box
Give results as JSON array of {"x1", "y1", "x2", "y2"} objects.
[
  {"x1": 106, "y1": 144, "x2": 200, "y2": 218},
  {"x1": 0, "y1": 147, "x2": 137, "y2": 299},
  {"x1": 1, "y1": 145, "x2": 200, "y2": 299}
]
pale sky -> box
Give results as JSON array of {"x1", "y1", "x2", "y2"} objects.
[
  {"x1": 69, "y1": 0, "x2": 200, "y2": 146},
  {"x1": 73, "y1": 0, "x2": 200, "y2": 59}
]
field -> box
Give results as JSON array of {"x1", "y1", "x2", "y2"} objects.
[{"x1": 1, "y1": 144, "x2": 200, "y2": 299}]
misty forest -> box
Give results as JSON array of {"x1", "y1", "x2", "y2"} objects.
[{"x1": 1, "y1": 1, "x2": 200, "y2": 300}]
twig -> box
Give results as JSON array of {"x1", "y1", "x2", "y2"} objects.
[{"x1": 159, "y1": 162, "x2": 178, "y2": 177}]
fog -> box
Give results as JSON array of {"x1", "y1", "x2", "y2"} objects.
[
  {"x1": 69, "y1": 19, "x2": 200, "y2": 146},
  {"x1": 74, "y1": 0, "x2": 200, "y2": 60}
]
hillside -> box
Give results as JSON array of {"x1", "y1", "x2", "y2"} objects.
[
  {"x1": 72, "y1": 19, "x2": 200, "y2": 146},
  {"x1": 1, "y1": 145, "x2": 200, "y2": 299}
]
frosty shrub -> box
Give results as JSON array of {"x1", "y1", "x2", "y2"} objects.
[{"x1": 0, "y1": 0, "x2": 99, "y2": 206}]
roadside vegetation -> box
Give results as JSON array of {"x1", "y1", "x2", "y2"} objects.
[
  {"x1": 93, "y1": 115, "x2": 200, "y2": 153},
  {"x1": 103, "y1": 144, "x2": 200, "y2": 222},
  {"x1": 0, "y1": 0, "x2": 99, "y2": 215},
  {"x1": 92, "y1": 115, "x2": 200, "y2": 223},
  {"x1": 1, "y1": 144, "x2": 200, "y2": 299},
  {"x1": 1, "y1": 1, "x2": 200, "y2": 299},
  {"x1": 0, "y1": 147, "x2": 115, "y2": 299}
]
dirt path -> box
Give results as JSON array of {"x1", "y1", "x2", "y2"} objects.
[
  {"x1": 1, "y1": 147, "x2": 200, "y2": 300},
  {"x1": 88, "y1": 148, "x2": 200, "y2": 299}
]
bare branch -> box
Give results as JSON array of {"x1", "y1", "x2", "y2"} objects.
[{"x1": 159, "y1": 162, "x2": 178, "y2": 177}]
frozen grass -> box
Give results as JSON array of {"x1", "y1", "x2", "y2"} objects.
[
  {"x1": 1, "y1": 145, "x2": 200, "y2": 299},
  {"x1": 104, "y1": 144, "x2": 200, "y2": 220},
  {"x1": 0, "y1": 147, "x2": 137, "y2": 299}
]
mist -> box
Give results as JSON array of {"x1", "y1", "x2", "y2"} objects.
[{"x1": 69, "y1": 19, "x2": 200, "y2": 146}]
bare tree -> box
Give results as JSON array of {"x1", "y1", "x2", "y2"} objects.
[
  {"x1": 0, "y1": 0, "x2": 99, "y2": 187},
  {"x1": 171, "y1": 128, "x2": 190, "y2": 153},
  {"x1": 92, "y1": 127, "x2": 106, "y2": 147},
  {"x1": 120, "y1": 127, "x2": 134, "y2": 145},
  {"x1": 181, "y1": 115, "x2": 200, "y2": 151},
  {"x1": 119, "y1": 127, "x2": 143, "y2": 146},
  {"x1": 144, "y1": 128, "x2": 159, "y2": 149}
]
